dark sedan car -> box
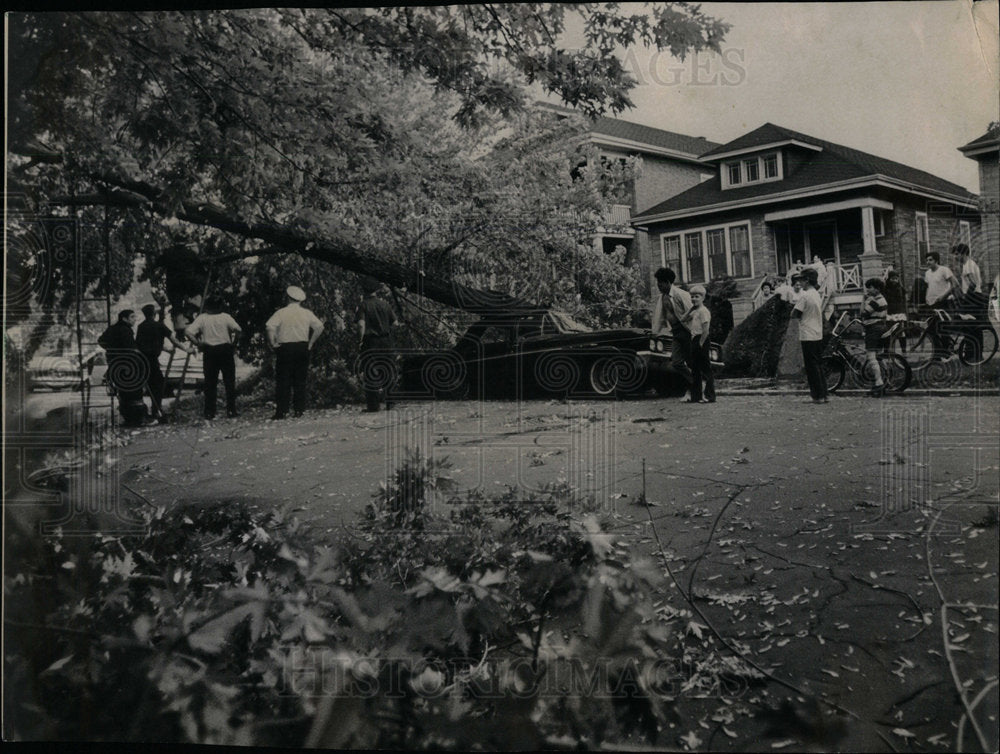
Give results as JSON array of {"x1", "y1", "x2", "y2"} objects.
[{"x1": 387, "y1": 308, "x2": 722, "y2": 399}]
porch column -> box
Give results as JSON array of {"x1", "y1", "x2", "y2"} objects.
[{"x1": 859, "y1": 205, "x2": 884, "y2": 281}]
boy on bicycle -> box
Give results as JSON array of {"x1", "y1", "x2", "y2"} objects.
[{"x1": 860, "y1": 278, "x2": 889, "y2": 397}]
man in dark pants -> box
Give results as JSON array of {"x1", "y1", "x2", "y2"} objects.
[
  {"x1": 265, "y1": 286, "x2": 324, "y2": 420},
  {"x1": 651, "y1": 267, "x2": 693, "y2": 398},
  {"x1": 136, "y1": 303, "x2": 192, "y2": 422},
  {"x1": 357, "y1": 281, "x2": 399, "y2": 412},
  {"x1": 98, "y1": 309, "x2": 147, "y2": 427},
  {"x1": 186, "y1": 297, "x2": 243, "y2": 420},
  {"x1": 791, "y1": 268, "x2": 828, "y2": 404}
]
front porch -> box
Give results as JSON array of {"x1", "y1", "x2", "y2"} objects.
[{"x1": 767, "y1": 197, "x2": 891, "y2": 306}]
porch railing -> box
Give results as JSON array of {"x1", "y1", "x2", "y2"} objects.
[
  {"x1": 828, "y1": 262, "x2": 861, "y2": 294},
  {"x1": 603, "y1": 204, "x2": 632, "y2": 226}
]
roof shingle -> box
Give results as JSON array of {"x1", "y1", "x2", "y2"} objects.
[
  {"x1": 635, "y1": 123, "x2": 977, "y2": 220},
  {"x1": 590, "y1": 116, "x2": 720, "y2": 156}
]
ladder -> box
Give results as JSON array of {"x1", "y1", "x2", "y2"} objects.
[
  {"x1": 168, "y1": 266, "x2": 215, "y2": 420},
  {"x1": 72, "y1": 198, "x2": 114, "y2": 426}
]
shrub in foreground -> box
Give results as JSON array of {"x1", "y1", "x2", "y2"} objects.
[{"x1": 5, "y1": 452, "x2": 684, "y2": 749}]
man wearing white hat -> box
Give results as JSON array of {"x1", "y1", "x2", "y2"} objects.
[{"x1": 265, "y1": 286, "x2": 324, "y2": 419}]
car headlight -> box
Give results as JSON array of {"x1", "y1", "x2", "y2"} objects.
[
  {"x1": 656, "y1": 340, "x2": 665, "y2": 353},
  {"x1": 649, "y1": 339, "x2": 656, "y2": 351}
]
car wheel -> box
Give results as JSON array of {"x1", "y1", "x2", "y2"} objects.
[{"x1": 588, "y1": 358, "x2": 620, "y2": 396}]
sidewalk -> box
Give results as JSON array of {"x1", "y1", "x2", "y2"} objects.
[{"x1": 717, "y1": 376, "x2": 999, "y2": 396}]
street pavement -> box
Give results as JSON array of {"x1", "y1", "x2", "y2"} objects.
[{"x1": 41, "y1": 391, "x2": 1000, "y2": 750}]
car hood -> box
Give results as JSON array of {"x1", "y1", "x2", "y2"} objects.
[{"x1": 521, "y1": 328, "x2": 650, "y2": 347}]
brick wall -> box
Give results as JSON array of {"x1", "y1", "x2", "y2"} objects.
[
  {"x1": 883, "y1": 196, "x2": 985, "y2": 289},
  {"x1": 977, "y1": 155, "x2": 999, "y2": 283},
  {"x1": 632, "y1": 156, "x2": 709, "y2": 215}
]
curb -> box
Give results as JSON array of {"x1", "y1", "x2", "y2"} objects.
[{"x1": 717, "y1": 389, "x2": 998, "y2": 397}]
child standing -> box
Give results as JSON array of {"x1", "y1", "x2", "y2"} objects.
[
  {"x1": 860, "y1": 277, "x2": 889, "y2": 397},
  {"x1": 682, "y1": 285, "x2": 716, "y2": 403}
]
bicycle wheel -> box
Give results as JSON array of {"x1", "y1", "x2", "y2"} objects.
[
  {"x1": 822, "y1": 356, "x2": 845, "y2": 392},
  {"x1": 956, "y1": 328, "x2": 999, "y2": 366},
  {"x1": 888, "y1": 321, "x2": 937, "y2": 369},
  {"x1": 876, "y1": 352, "x2": 912, "y2": 393}
]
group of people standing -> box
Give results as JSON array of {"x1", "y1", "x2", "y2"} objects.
[
  {"x1": 98, "y1": 281, "x2": 399, "y2": 426},
  {"x1": 99, "y1": 298, "x2": 243, "y2": 426}
]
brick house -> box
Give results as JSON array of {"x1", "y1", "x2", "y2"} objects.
[
  {"x1": 958, "y1": 128, "x2": 999, "y2": 285},
  {"x1": 585, "y1": 116, "x2": 719, "y2": 272},
  {"x1": 537, "y1": 104, "x2": 721, "y2": 283},
  {"x1": 631, "y1": 123, "x2": 982, "y2": 323}
]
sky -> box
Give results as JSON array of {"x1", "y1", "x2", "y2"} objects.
[{"x1": 549, "y1": 0, "x2": 999, "y2": 194}]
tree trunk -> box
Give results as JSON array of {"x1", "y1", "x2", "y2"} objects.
[{"x1": 51, "y1": 175, "x2": 531, "y2": 315}]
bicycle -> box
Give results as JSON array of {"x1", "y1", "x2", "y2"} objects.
[
  {"x1": 822, "y1": 313, "x2": 912, "y2": 393},
  {"x1": 885, "y1": 306, "x2": 999, "y2": 368}
]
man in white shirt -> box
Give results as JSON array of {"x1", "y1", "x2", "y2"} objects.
[
  {"x1": 187, "y1": 297, "x2": 243, "y2": 420},
  {"x1": 791, "y1": 268, "x2": 828, "y2": 404},
  {"x1": 265, "y1": 286, "x2": 324, "y2": 420},
  {"x1": 923, "y1": 252, "x2": 958, "y2": 308},
  {"x1": 952, "y1": 243, "x2": 982, "y2": 296}
]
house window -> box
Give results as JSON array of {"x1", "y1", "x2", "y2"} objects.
[
  {"x1": 763, "y1": 154, "x2": 778, "y2": 179},
  {"x1": 729, "y1": 226, "x2": 752, "y2": 278},
  {"x1": 915, "y1": 212, "x2": 929, "y2": 259},
  {"x1": 662, "y1": 222, "x2": 755, "y2": 282},
  {"x1": 958, "y1": 220, "x2": 971, "y2": 248},
  {"x1": 874, "y1": 209, "x2": 886, "y2": 238},
  {"x1": 722, "y1": 152, "x2": 781, "y2": 189},
  {"x1": 685, "y1": 233, "x2": 705, "y2": 283},
  {"x1": 661, "y1": 235, "x2": 681, "y2": 269},
  {"x1": 706, "y1": 229, "x2": 727, "y2": 279}
]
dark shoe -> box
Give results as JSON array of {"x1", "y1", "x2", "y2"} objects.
[
  {"x1": 227, "y1": 410, "x2": 240, "y2": 418},
  {"x1": 204, "y1": 415, "x2": 215, "y2": 421},
  {"x1": 293, "y1": 411, "x2": 304, "y2": 418},
  {"x1": 869, "y1": 385, "x2": 885, "y2": 398},
  {"x1": 270, "y1": 413, "x2": 286, "y2": 421},
  {"x1": 362, "y1": 407, "x2": 380, "y2": 413}
]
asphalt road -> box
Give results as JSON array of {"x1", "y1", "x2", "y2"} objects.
[{"x1": 108, "y1": 393, "x2": 1000, "y2": 751}]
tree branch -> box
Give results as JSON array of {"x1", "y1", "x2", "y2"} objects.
[{"x1": 91, "y1": 170, "x2": 531, "y2": 314}]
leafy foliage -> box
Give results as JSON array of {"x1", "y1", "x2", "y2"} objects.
[
  {"x1": 721, "y1": 295, "x2": 791, "y2": 377},
  {"x1": 7, "y1": 6, "x2": 725, "y2": 364},
  {"x1": 6, "y1": 451, "x2": 687, "y2": 748}
]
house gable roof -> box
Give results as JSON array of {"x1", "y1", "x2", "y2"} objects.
[
  {"x1": 699, "y1": 123, "x2": 823, "y2": 160},
  {"x1": 958, "y1": 129, "x2": 1000, "y2": 158},
  {"x1": 589, "y1": 117, "x2": 720, "y2": 158},
  {"x1": 634, "y1": 123, "x2": 978, "y2": 222},
  {"x1": 533, "y1": 102, "x2": 720, "y2": 159}
]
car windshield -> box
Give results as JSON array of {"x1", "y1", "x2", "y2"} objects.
[{"x1": 546, "y1": 311, "x2": 591, "y2": 333}]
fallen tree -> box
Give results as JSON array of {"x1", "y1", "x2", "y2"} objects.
[{"x1": 7, "y1": 7, "x2": 729, "y2": 372}]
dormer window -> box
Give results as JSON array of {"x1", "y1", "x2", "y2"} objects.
[
  {"x1": 722, "y1": 151, "x2": 783, "y2": 189},
  {"x1": 763, "y1": 154, "x2": 779, "y2": 179}
]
